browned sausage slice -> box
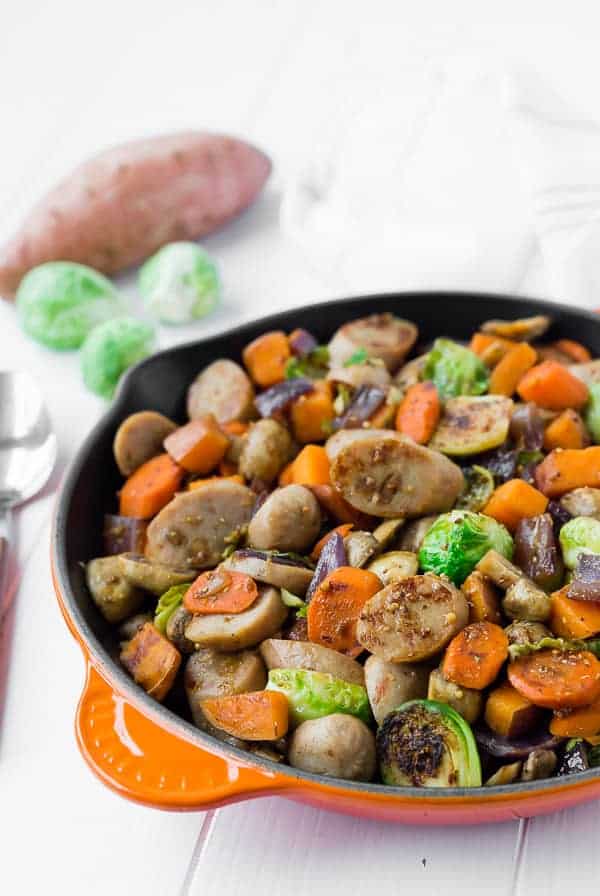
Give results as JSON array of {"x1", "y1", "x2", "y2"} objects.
[
  {"x1": 357, "y1": 573, "x2": 468, "y2": 662},
  {"x1": 113, "y1": 411, "x2": 177, "y2": 476},
  {"x1": 330, "y1": 433, "x2": 464, "y2": 518},
  {"x1": 187, "y1": 358, "x2": 255, "y2": 423},
  {"x1": 247, "y1": 485, "x2": 321, "y2": 553},
  {"x1": 145, "y1": 479, "x2": 255, "y2": 569},
  {"x1": 328, "y1": 313, "x2": 418, "y2": 372}
]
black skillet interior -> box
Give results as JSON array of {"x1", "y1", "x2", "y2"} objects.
[{"x1": 54, "y1": 291, "x2": 600, "y2": 796}]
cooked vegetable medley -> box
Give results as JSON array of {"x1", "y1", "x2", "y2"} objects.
[{"x1": 88, "y1": 310, "x2": 600, "y2": 787}]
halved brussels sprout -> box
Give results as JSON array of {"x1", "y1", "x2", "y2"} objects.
[
  {"x1": 419, "y1": 511, "x2": 513, "y2": 585},
  {"x1": 455, "y1": 465, "x2": 495, "y2": 511},
  {"x1": 585, "y1": 383, "x2": 600, "y2": 444},
  {"x1": 429, "y1": 396, "x2": 513, "y2": 456},
  {"x1": 367, "y1": 550, "x2": 418, "y2": 584},
  {"x1": 559, "y1": 516, "x2": 600, "y2": 569},
  {"x1": 376, "y1": 699, "x2": 481, "y2": 787},
  {"x1": 266, "y1": 668, "x2": 372, "y2": 726},
  {"x1": 423, "y1": 339, "x2": 489, "y2": 400}
]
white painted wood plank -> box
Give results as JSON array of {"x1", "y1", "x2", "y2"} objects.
[{"x1": 186, "y1": 798, "x2": 520, "y2": 896}]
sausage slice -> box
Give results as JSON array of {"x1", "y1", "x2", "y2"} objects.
[
  {"x1": 113, "y1": 411, "x2": 177, "y2": 476},
  {"x1": 328, "y1": 313, "x2": 418, "y2": 372},
  {"x1": 187, "y1": 358, "x2": 255, "y2": 423},
  {"x1": 248, "y1": 485, "x2": 321, "y2": 553},
  {"x1": 357, "y1": 573, "x2": 469, "y2": 662},
  {"x1": 145, "y1": 479, "x2": 255, "y2": 569},
  {"x1": 330, "y1": 433, "x2": 464, "y2": 518}
]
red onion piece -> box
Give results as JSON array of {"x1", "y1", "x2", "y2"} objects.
[
  {"x1": 332, "y1": 385, "x2": 386, "y2": 430},
  {"x1": 474, "y1": 726, "x2": 562, "y2": 761},
  {"x1": 567, "y1": 553, "x2": 600, "y2": 602},
  {"x1": 289, "y1": 328, "x2": 318, "y2": 357},
  {"x1": 510, "y1": 403, "x2": 544, "y2": 451},
  {"x1": 103, "y1": 514, "x2": 147, "y2": 555},
  {"x1": 234, "y1": 549, "x2": 313, "y2": 569},
  {"x1": 255, "y1": 378, "x2": 314, "y2": 418},
  {"x1": 306, "y1": 532, "x2": 347, "y2": 601},
  {"x1": 547, "y1": 499, "x2": 571, "y2": 533}
]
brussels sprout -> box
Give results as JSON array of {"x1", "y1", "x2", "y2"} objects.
[
  {"x1": 81, "y1": 316, "x2": 155, "y2": 398},
  {"x1": 419, "y1": 511, "x2": 513, "y2": 585},
  {"x1": 429, "y1": 396, "x2": 513, "y2": 456},
  {"x1": 585, "y1": 384, "x2": 600, "y2": 443},
  {"x1": 455, "y1": 465, "x2": 495, "y2": 511},
  {"x1": 423, "y1": 338, "x2": 489, "y2": 400},
  {"x1": 376, "y1": 699, "x2": 481, "y2": 787},
  {"x1": 17, "y1": 261, "x2": 124, "y2": 349},
  {"x1": 154, "y1": 584, "x2": 190, "y2": 635},
  {"x1": 559, "y1": 516, "x2": 600, "y2": 569},
  {"x1": 139, "y1": 242, "x2": 221, "y2": 324},
  {"x1": 266, "y1": 668, "x2": 372, "y2": 726}
]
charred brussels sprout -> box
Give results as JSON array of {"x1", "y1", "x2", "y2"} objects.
[
  {"x1": 419, "y1": 510, "x2": 513, "y2": 585},
  {"x1": 456, "y1": 465, "x2": 495, "y2": 512},
  {"x1": 266, "y1": 668, "x2": 371, "y2": 726},
  {"x1": 376, "y1": 700, "x2": 481, "y2": 787},
  {"x1": 423, "y1": 338, "x2": 489, "y2": 400}
]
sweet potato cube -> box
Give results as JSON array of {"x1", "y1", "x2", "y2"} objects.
[
  {"x1": 164, "y1": 415, "x2": 228, "y2": 474},
  {"x1": 462, "y1": 571, "x2": 502, "y2": 624},
  {"x1": 485, "y1": 682, "x2": 543, "y2": 738},
  {"x1": 120, "y1": 622, "x2": 181, "y2": 701}
]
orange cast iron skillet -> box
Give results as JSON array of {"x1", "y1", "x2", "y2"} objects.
[{"x1": 52, "y1": 291, "x2": 600, "y2": 824}]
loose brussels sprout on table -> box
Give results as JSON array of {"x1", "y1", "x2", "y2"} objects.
[
  {"x1": 139, "y1": 241, "x2": 221, "y2": 324},
  {"x1": 376, "y1": 700, "x2": 482, "y2": 787},
  {"x1": 81, "y1": 316, "x2": 155, "y2": 398},
  {"x1": 17, "y1": 261, "x2": 124, "y2": 349},
  {"x1": 419, "y1": 510, "x2": 514, "y2": 585}
]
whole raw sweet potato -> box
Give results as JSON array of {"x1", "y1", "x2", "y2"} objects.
[{"x1": 0, "y1": 131, "x2": 271, "y2": 298}]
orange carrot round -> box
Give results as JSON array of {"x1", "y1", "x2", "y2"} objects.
[
  {"x1": 184, "y1": 569, "x2": 258, "y2": 615},
  {"x1": 119, "y1": 453, "x2": 183, "y2": 519},
  {"x1": 517, "y1": 360, "x2": 589, "y2": 410},
  {"x1": 307, "y1": 566, "x2": 382, "y2": 656},
  {"x1": 508, "y1": 649, "x2": 600, "y2": 710},
  {"x1": 442, "y1": 622, "x2": 509, "y2": 690},
  {"x1": 310, "y1": 524, "x2": 354, "y2": 561},
  {"x1": 553, "y1": 339, "x2": 592, "y2": 364},
  {"x1": 395, "y1": 381, "x2": 441, "y2": 444},
  {"x1": 201, "y1": 690, "x2": 289, "y2": 740}
]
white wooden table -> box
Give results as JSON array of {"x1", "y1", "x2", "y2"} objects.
[{"x1": 3, "y1": 2, "x2": 600, "y2": 892}]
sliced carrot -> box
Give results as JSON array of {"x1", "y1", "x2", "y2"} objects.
[
  {"x1": 553, "y1": 339, "x2": 592, "y2": 364},
  {"x1": 469, "y1": 332, "x2": 517, "y2": 366},
  {"x1": 119, "y1": 453, "x2": 183, "y2": 519},
  {"x1": 550, "y1": 587, "x2": 600, "y2": 639},
  {"x1": 442, "y1": 622, "x2": 509, "y2": 690},
  {"x1": 184, "y1": 569, "x2": 258, "y2": 615},
  {"x1": 187, "y1": 474, "x2": 244, "y2": 491},
  {"x1": 310, "y1": 524, "x2": 354, "y2": 561},
  {"x1": 484, "y1": 682, "x2": 543, "y2": 738},
  {"x1": 461, "y1": 570, "x2": 502, "y2": 624},
  {"x1": 221, "y1": 421, "x2": 249, "y2": 437},
  {"x1": 242, "y1": 331, "x2": 291, "y2": 387},
  {"x1": 309, "y1": 484, "x2": 375, "y2": 528},
  {"x1": 201, "y1": 690, "x2": 289, "y2": 741},
  {"x1": 543, "y1": 409, "x2": 589, "y2": 451},
  {"x1": 278, "y1": 461, "x2": 295, "y2": 486},
  {"x1": 290, "y1": 444, "x2": 331, "y2": 486},
  {"x1": 517, "y1": 360, "x2": 589, "y2": 410},
  {"x1": 535, "y1": 447, "x2": 600, "y2": 497},
  {"x1": 164, "y1": 415, "x2": 229, "y2": 474},
  {"x1": 307, "y1": 566, "x2": 381, "y2": 656},
  {"x1": 483, "y1": 479, "x2": 548, "y2": 532},
  {"x1": 290, "y1": 380, "x2": 335, "y2": 444},
  {"x1": 120, "y1": 623, "x2": 181, "y2": 702},
  {"x1": 550, "y1": 697, "x2": 600, "y2": 738},
  {"x1": 395, "y1": 382, "x2": 441, "y2": 444},
  {"x1": 508, "y1": 649, "x2": 600, "y2": 710},
  {"x1": 489, "y1": 343, "x2": 537, "y2": 397}
]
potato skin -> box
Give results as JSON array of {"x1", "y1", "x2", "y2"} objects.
[
  {"x1": 289, "y1": 714, "x2": 376, "y2": 781},
  {"x1": 0, "y1": 132, "x2": 271, "y2": 297}
]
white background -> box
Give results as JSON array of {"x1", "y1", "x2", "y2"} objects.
[{"x1": 2, "y1": 1, "x2": 600, "y2": 893}]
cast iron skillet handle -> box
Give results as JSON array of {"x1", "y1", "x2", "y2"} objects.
[{"x1": 76, "y1": 663, "x2": 293, "y2": 810}]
